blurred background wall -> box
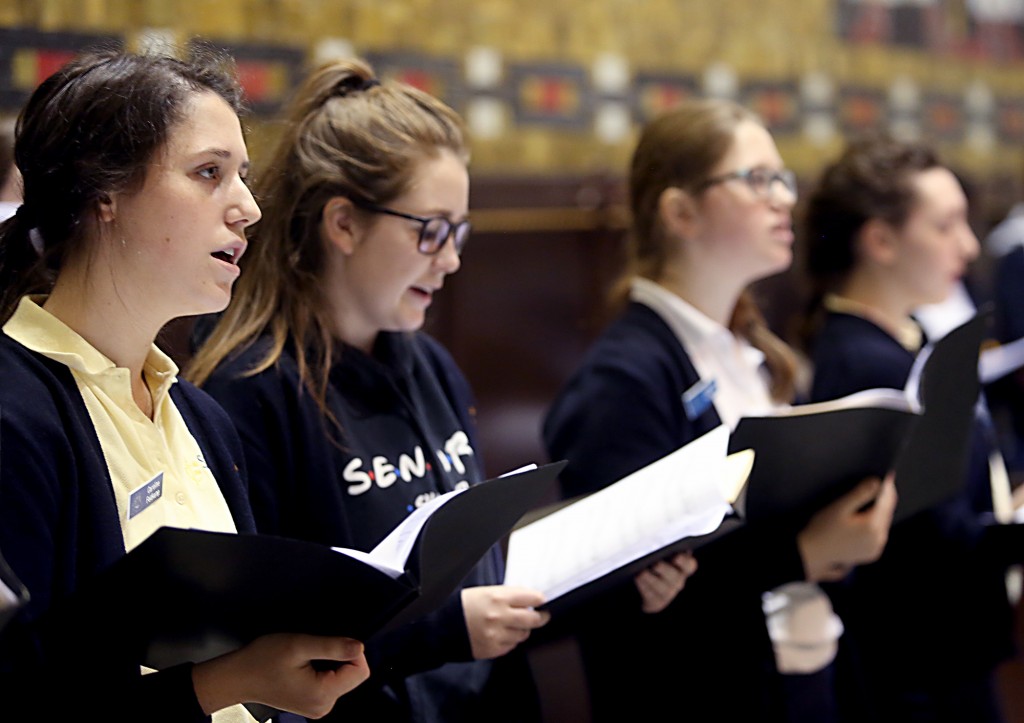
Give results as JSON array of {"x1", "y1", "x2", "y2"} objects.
[
  {"x1": 3, "y1": 0, "x2": 1021, "y2": 469},
  {"x1": 4, "y1": 1, "x2": 1024, "y2": 720}
]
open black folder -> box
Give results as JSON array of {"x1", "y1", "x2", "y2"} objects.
[
  {"x1": 43, "y1": 461, "x2": 564, "y2": 672},
  {"x1": 727, "y1": 310, "x2": 989, "y2": 526},
  {"x1": 728, "y1": 391, "x2": 919, "y2": 525},
  {"x1": 891, "y1": 310, "x2": 988, "y2": 521}
]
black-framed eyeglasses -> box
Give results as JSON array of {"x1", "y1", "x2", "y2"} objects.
[
  {"x1": 696, "y1": 167, "x2": 798, "y2": 201},
  {"x1": 351, "y1": 199, "x2": 471, "y2": 255}
]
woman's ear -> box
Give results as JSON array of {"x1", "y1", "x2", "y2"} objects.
[
  {"x1": 858, "y1": 218, "x2": 899, "y2": 266},
  {"x1": 321, "y1": 196, "x2": 358, "y2": 255},
  {"x1": 97, "y1": 193, "x2": 116, "y2": 224},
  {"x1": 657, "y1": 187, "x2": 700, "y2": 241}
]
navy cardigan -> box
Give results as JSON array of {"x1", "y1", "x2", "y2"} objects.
[
  {"x1": 810, "y1": 311, "x2": 1017, "y2": 709},
  {"x1": 0, "y1": 332, "x2": 254, "y2": 723},
  {"x1": 543, "y1": 302, "x2": 807, "y2": 722}
]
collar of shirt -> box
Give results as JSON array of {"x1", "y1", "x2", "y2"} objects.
[
  {"x1": 629, "y1": 277, "x2": 772, "y2": 428},
  {"x1": 3, "y1": 296, "x2": 179, "y2": 405},
  {"x1": 823, "y1": 293, "x2": 923, "y2": 352}
]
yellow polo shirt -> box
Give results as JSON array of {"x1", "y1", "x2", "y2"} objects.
[{"x1": 4, "y1": 297, "x2": 256, "y2": 723}]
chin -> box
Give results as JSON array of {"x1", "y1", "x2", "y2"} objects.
[
  {"x1": 183, "y1": 291, "x2": 232, "y2": 319},
  {"x1": 396, "y1": 310, "x2": 427, "y2": 334},
  {"x1": 755, "y1": 253, "x2": 793, "y2": 280}
]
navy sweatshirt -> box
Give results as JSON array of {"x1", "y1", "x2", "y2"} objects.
[{"x1": 202, "y1": 331, "x2": 539, "y2": 723}]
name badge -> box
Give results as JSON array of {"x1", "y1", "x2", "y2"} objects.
[
  {"x1": 128, "y1": 472, "x2": 164, "y2": 519},
  {"x1": 682, "y1": 378, "x2": 717, "y2": 421}
]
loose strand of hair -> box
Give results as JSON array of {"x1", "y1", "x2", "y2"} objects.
[{"x1": 730, "y1": 290, "x2": 798, "y2": 404}]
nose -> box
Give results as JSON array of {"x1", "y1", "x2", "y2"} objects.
[
  {"x1": 433, "y1": 232, "x2": 462, "y2": 275},
  {"x1": 769, "y1": 181, "x2": 797, "y2": 210},
  {"x1": 960, "y1": 223, "x2": 979, "y2": 262},
  {"x1": 230, "y1": 175, "x2": 262, "y2": 229}
]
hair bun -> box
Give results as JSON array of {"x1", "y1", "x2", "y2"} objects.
[{"x1": 326, "y1": 75, "x2": 380, "y2": 103}]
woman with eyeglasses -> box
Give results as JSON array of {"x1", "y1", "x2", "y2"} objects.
[
  {"x1": 187, "y1": 58, "x2": 549, "y2": 723},
  {"x1": 542, "y1": 99, "x2": 897, "y2": 722},
  {"x1": 803, "y1": 134, "x2": 1018, "y2": 723}
]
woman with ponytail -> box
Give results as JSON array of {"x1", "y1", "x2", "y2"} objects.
[
  {"x1": 0, "y1": 49, "x2": 370, "y2": 723},
  {"x1": 542, "y1": 99, "x2": 897, "y2": 722},
  {"x1": 188, "y1": 58, "x2": 549, "y2": 723}
]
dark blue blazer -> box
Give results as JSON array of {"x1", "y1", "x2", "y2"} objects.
[
  {"x1": 544, "y1": 302, "x2": 806, "y2": 722},
  {"x1": 0, "y1": 332, "x2": 254, "y2": 722}
]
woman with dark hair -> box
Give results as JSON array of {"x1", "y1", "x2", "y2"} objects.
[
  {"x1": 542, "y1": 99, "x2": 897, "y2": 722},
  {"x1": 188, "y1": 58, "x2": 549, "y2": 723},
  {"x1": 803, "y1": 134, "x2": 1019, "y2": 722},
  {"x1": 0, "y1": 49, "x2": 369, "y2": 723}
]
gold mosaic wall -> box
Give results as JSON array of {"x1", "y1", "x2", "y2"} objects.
[{"x1": 1, "y1": 0, "x2": 1024, "y2": 192}]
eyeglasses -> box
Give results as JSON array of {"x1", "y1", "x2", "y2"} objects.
[
  {"x1": 351, "y1": 199, "x2": 471, "y2": 256},
  {"x1": 696, "y1": 167, "x2": 798, "y2": 201}
]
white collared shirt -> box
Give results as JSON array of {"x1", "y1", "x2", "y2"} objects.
[{"x1": 630, "y1": 277, "x2": 774, "y2": 429}]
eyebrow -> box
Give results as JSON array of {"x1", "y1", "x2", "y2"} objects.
[
  {"x1": 191, "y1": 147, "x2": 251, "y2": 170},
  {"x1": 197, "y1": 147, "x2": 232, "y2": 159}
]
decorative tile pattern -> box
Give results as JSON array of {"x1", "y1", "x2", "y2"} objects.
[
  {"x1": 188, "y1": 38, "x2": 303, "y2": 117},
  {"x1": 0, "y1": 27, "x2": 120, "y2": 111},
  {"x1": 508, "y1": 63, "x2": 590, "y2": 129}
]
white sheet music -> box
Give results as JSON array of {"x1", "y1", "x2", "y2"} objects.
[
  {"x1": 503, "y1": 426, "x2": 751, "y2": 601},
  {"x1": 332, "y1": 487, "x2": 465, "y2": 578}
]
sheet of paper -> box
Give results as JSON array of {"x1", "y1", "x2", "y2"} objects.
[
  {"x1": 770, "y1": 386, "x2": 918, "y2": 418},
  {"x1": 332, "y1": 487, "x2": 465, "y2": 578},
  {"x1": 503, "y1": 425, "x2": 748, "y2": 601},
  {"x1": 980, "y1": 336, "x2": 1024, "y2": 384}
]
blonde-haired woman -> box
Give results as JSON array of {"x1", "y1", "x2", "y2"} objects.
[{"x1": 189, "y1": 59, "x2": 549, "y2": 723}]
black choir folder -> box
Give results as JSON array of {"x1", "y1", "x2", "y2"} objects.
[
  {"x1": 891, "y1": 310, "x2": 987, "y2": 521},
  {"x1": 47, "y1": 461, "x2": 564, "y2": 671},
  {"x1": 728, "y1": 310, "x2": 988, "y2": 526}
]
